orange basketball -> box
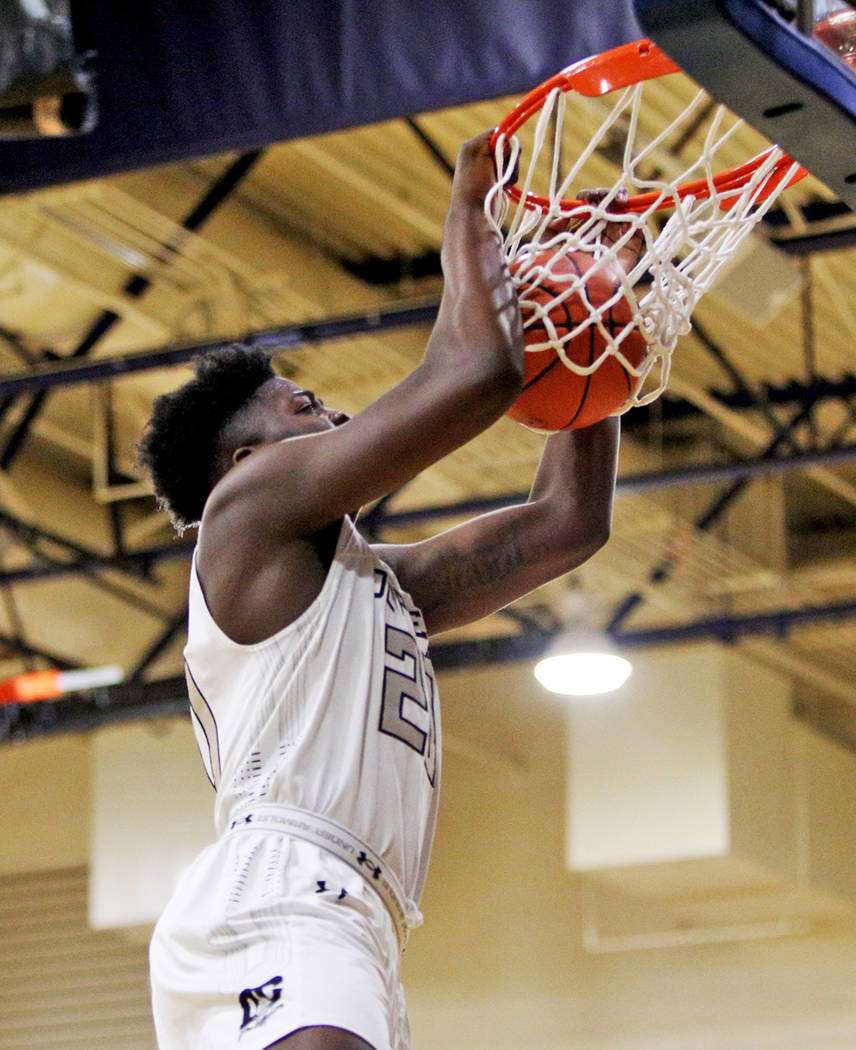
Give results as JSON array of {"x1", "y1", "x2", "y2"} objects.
[{"x1": 507, "y1": 250, "x2": 648, "y2": 432}]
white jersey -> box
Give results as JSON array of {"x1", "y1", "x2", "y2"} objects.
[{"x1": 183, "y1": 515, "x2": 441, "y2": 913}]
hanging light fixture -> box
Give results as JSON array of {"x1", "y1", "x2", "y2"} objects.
[{"x1": 534, "y1": 628, "x2": 632, "y2": 696}]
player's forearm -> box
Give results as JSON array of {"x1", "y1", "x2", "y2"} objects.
[
  {"x1": 426, "y1": 134, "x2": 524, "y2": 390},
  {"x1": 527, "y1": 416, "x2": 620, "y2": 552},
  {"x1": 390, "y1": 418, "x2": 619, "y2": 634},
  {"x1": 428, "y1": 201, "x2": 523, "y2": 392}
]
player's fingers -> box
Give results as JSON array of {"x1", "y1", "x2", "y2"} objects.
[
  {"x1": 578, "y1": 187, "x2": 629, "y2": 207},
  {"x1": 455, "y1": 129, "x2": 494, "y2": 172},
  {"x1": 545, "y1": 188, "x2": 637, "y2": 242},
  {"x1": 578, "y1": 187, "x2": 609, "y2": 206},
  {"x1": 453, "y1": 130, "x2": 501, "y2": 203},
  {"x1": 499, "y1": 137, "x2": 520, "y2": 186},
  {"x1": 578, "y1": 187, "x2": 630, "y2": 209}
]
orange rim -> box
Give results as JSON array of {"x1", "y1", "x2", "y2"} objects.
[{"x1": 490, "y1": 39, "x2": 807, "y2": 214}]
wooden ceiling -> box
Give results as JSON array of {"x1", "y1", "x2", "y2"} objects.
[{"x1": 1, "y1": 70, "x2": 856, "y2": 747}]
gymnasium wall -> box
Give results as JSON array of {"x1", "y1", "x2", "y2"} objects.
[{"x1": 2, "y1": 658, "x2": 856, "y2": 1049}]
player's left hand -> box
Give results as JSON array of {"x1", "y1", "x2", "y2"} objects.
[{"x1": 547, "y1": 188, "x2": 645, "y2": 275}]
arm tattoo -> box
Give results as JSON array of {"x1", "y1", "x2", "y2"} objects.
[{"x1": 431, "y1": 524, "x2": 544, "y2": 593}]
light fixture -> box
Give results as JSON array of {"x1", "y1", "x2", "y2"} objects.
[{"x1": 534, "y1": 629, "x2": 632, "y2": 696}]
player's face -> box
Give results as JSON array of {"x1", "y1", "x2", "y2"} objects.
[{"x1": 255, "y1": 377, "x2": 350, "y2": 442}]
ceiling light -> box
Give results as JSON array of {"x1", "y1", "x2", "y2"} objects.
[{"x1": 534, "y1": 630, "x2": 632, "y2": 696}]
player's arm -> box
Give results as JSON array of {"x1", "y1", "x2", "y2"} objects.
[
  {"x1": 206, "y1": 132, "x2": 524, "y2": 539},
  {"x1": 374, "y1": 416, "x2": 619, "y2": 635}
]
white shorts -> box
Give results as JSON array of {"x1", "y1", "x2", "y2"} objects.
[{"x1": 150, "y1": 831, "x2": 410, "y2": 1050}]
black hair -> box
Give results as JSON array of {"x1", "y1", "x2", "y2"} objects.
[{"x1": 137, "y1": 344, "x2": 275, "y2": 532}]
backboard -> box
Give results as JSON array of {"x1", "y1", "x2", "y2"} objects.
[{"x1": 635, "y1": 0, "x2": 856, "y2": 206}]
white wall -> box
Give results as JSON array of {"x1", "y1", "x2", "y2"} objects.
[
  {"x1": 89, "y1": 718, "x2": 216, "y2": 929},
  {"x1": 0, "y1": 733, "x2": 90, "y2": 875},
  {"x1": 403, "y1": 661, "x2": 856, "y2": 1050},
  {"x1": 1, "y1": 656, "x2": 856, "y2": 1050}
]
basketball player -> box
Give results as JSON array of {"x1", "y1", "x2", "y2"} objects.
[{"x1": 138, "y1": 131, "x2": 622, "y2": 1050}]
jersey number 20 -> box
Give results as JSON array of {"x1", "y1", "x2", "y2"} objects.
[{"x1": 379, "y1": 625, "x2": 438, "y2": 786}]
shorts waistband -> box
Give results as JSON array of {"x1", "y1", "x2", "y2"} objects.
[{"x1": 226, "y1": 803, "x2": 422, "y2": 952}]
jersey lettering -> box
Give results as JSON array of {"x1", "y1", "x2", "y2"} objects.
[
  {"x1": 378, "y1": 624, "x2": 438, "y2": 786},
  {"x1": 380, "y1": 625, "x2": 428, "y2": 753}
]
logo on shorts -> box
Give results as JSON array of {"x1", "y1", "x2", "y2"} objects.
[{"x1": 239, "y1": 975, "x2": 283, "y2": 1036}]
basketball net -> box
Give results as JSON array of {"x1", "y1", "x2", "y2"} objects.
[{"x1": 485, "y1": 42, "x2": 807, "y2": 412}]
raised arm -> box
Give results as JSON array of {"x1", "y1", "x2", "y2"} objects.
[
  {"x1": 376, "y1": 416, "x2": 619, "y2": 636},
  {"x1": 206, "y1": 132, "x2": 524, "y2": 540},
  {"x1": 374, "y1": 189, "x2": 641, "y2": 635}
]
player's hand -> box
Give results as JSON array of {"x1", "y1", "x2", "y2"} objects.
[
  {"x1": 582, "y1": 189, "x2": 644, "y2": 272},
  {"x1": 450, "y1": 130, "x2": 503, "y2": 207},
  {"x1": 547, "y1": 188, "x2": 645, "y2": 275}
]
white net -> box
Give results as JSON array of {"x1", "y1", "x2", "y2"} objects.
[{"x1": 485, "y1": 74, "x2": 805, "y2": 412}]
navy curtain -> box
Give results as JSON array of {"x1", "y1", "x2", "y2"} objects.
[{"x1": 0, "y1": 0, "x2": 641, "y2": 193}]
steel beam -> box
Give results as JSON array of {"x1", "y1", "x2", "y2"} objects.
[
  {"x1": 0, "y1": 301, "x2": 442, "y2": 396},
  {"x1": 614, "y1": 597, "x2": 856, "y2": 647},
  {"x1": 0, "y1": 627, "x2": 553, "y2": 742},
  {"x1": 0, "y1": 630, "x2": 80, "y2": 670},
  {"x1": 11, "y1": 587, "x2": 856, "y2": 741},
  {"x1": 772, "y1": 226, "x2": 856, "y2": 255},
  {"x1": 763, "y1": 197, "x2": 856, "y2": 256},
  {"x1": 0, "y1": 150, "x2": 264, "y2": 467},
  {"x1": 1, "y1": 303, "x2": 855, "y2": 430},
  {"x1": 607, "y1": 403, "x2": 815, "y2": 633},
  {"x1": 403, "y1": 117, "x2": 455, "y2": 177},
  {"x1": 0, "y1": 508, "x2": 182, "y2": 619},
  {"x1": 0, "y1": 536, "x2": 194, "y2": 586},
  {"x1": 6, "y1": 441, "x2": 856, "y2": 587},
  {"x1": 372, "y1": 440, "x2": 856, "y2": 529},
  {"x1": 0, "y1": 508, "x2": 149, "y2": 578},
  {"x1": 690, "y1": 316, "x2": 801, "y2": 455},
  {"x1": 128, "y1": 604, "x2": 188, "y2": 682},
  {"x1": 0, "y1": 675, "x2": 189, "y2": 743}
]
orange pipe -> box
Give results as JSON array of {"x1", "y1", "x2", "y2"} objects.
[{"x1": 0, "y1": 669, "x2": 62, "y2": 705}]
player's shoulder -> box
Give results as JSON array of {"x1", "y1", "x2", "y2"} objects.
[
  {"x1": 202, "y1": 436, "x2": 323, "y2": 551},
  {"x1": 195, "y1": 511, "x2": 347, "y2": 644}
]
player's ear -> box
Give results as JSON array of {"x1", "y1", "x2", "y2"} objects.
[{"x1": 232, "y1": 445, "x2": 255, "y2": 466}]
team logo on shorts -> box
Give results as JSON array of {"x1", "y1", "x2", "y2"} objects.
[{"x1": 239, "y1": 975, "x2": 283, "y2": 1036}]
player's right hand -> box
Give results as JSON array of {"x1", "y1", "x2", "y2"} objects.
[{"x1": 450, "y1": 130, "x2": 501, "y2": 206}]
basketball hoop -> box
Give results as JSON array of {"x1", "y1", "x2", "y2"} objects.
[{"x1": 486, "y1": 39, "x2": 809, "y2": 415}]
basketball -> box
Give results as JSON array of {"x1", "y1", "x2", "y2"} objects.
[{"x1": 507, "y1": 249, "x2": 648, "y2": 432}]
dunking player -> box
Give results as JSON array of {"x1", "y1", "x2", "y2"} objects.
[{"x1": 139, "y1": 131, "x2": 620, "y2": 1050}]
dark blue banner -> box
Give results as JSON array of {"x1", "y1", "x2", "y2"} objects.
[{"x1": 0, "y1": 0, "x2": 641, "y2": 193}]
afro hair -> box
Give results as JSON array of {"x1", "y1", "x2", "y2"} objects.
[{"x1": 137, "y1": 344, "x2": 275, "y2": 531}]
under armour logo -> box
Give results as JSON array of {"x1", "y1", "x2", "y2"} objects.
[
  {"x1": 239, "y1": 975, "x2": 283, "y2": 1034},
  {"x1": 315, "y1": 880, "x2": 348, "y2": 900},
  {"x1": 357, "y1": 851, "x2": 382, "y2": 880}
]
